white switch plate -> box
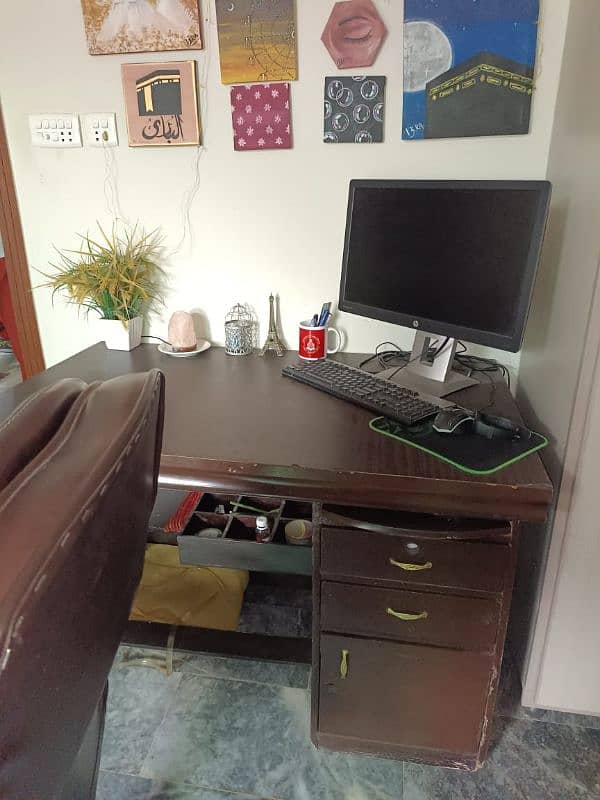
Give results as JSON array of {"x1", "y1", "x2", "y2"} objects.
[
  {"x1": 82, "y1": 113, "x2": 118, "y2": 147},
  {"x1": 29, "y1": 114, "x2": 82, "y2": 148}
]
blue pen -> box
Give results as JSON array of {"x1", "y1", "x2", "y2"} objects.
[
  {"x1": 317, "y1": 302, "x2": 332, "y2": 327},
  {"x1": 310, "y1": 314, "x2": 318, "y2": 327},
  {"x1": 321, "y1": 310, "x2": 332, "y2": 327}
]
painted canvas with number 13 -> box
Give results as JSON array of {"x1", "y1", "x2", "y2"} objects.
[
  {"x1": 402, "y1": 0, "x2": 538, "y2": 140},
  {"x1": 215, "y1": 0, "x2": 297, "y2": 85}
]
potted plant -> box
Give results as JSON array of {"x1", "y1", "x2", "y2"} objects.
[{"x1": 41, "y1": 222, "x2": 164, "y2": 351}]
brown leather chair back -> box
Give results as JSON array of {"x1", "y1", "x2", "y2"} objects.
[
  {"x1": 0, "y1": 378, "x2": 86, "y2": 493},
  {"x1": 0, "y1": 370, "x2": 164, "y2": 800}
]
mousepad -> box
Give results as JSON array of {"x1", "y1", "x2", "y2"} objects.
[{"x1": 369, "y1": 417, "x2": 548, "y2": 476}]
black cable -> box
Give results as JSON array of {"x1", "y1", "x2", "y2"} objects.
[
  {"x1": 142, "y1": 334, "x2": 171, "y2": 346},
  {"x1": 358, "y1": 341, "x2": 411, "y2": 371},
  {"x1": 387, "y1": 336, "x2": 445, "y2": 381},
  {"x1": 361, "y1": 338, "x2": 511, "y2": 399}
]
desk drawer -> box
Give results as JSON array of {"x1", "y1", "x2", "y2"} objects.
[
  {"x1": 178, "y1": 533, "x2": 312, "y2": 575},
  {"x1": 321, "y1": 582, "x2": 499, "y2": 652},
  {"x1": 319, "y1": 634, "x2": 491, "y2": 756},
  {"x1": 177, "y1": 494, "x2": 313, "y2": 576},
  {"x1": 320, "y1": 528, "x2": 509, "y2": 594}
]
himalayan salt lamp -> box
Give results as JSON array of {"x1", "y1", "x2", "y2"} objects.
[{"x1": 168, "y1": 311, "x2": 197, "y2": 353}]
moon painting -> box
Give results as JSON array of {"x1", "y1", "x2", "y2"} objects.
[
  {"x1": 403, "y1": 21, "x2": 452, "y2": 93},
  {"x1": 402, "y1": 0, "x2": 539, "y2": 141}
]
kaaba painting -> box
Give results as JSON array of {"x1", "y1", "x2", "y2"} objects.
[
  {"x1": 402, "y1": 0, "x2": 539, "y2": 140},
  {"x1": 122, "y1": 61, "x2": 200, "y2": 147}
]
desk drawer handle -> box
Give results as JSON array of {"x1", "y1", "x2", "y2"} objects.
[
  {"x1": 386, "y1": 607, "x2": 429, "y2": 622},
  {"x1": 340, "y1": 649, "x2": 349, "y2": 679},
  {"x1": 389, "y1": 557, "x2": 433, "y2": 572}
]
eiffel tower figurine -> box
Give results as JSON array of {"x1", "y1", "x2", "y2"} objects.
[{"x1": 260, "y1": 294, "x2": 285, "y2": 357}]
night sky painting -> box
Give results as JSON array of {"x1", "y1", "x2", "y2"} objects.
[{"x1": 402, "y1": 0, "x2": 539, "y2": 141}]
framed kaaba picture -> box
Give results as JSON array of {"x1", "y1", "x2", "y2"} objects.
[
  {"x1": 402, "y1": 0, "x2": 538, "y2": 140},
  {"x1": 81, "y1": 0, "x2": 202, "y2": 55},
  {"x1": 121, "y1": 61, "x2": 201, "y2": 147}
]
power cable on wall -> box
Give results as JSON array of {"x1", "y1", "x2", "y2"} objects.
[{"x1": 168, "y1": 1, "x2": 214, "y2": 257}]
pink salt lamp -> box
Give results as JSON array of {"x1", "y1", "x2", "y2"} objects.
[{"x1": 168, "y1": 311, "x2": 197, "y2": 353}]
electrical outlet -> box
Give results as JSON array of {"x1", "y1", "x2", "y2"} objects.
[
  {"x1": 29, "y1": 114, "x2": 82, "y2": 148},
  {"x1": 82, "y1": 113, "x2": 118, "y2": 147}
]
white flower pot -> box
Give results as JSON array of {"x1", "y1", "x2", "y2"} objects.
[{"x1": 100, "y1": 316, "x2": 143, "y2": 351}]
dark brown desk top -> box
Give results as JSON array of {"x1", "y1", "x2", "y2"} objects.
[{"x1": 0, "y1": 344, "x2": 552, "y2": 522}]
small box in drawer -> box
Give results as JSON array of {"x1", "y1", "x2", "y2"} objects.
[
  {"x1": 321, "y1": 581, "x2": 500, "y2": 652},
  {"x1": 320, "y1": 528, "x2": 509, "y2": 594}
]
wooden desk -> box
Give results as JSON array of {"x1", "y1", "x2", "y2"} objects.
[{"x1": 0, "y1": 344, "x2": 552, "y2": 770}]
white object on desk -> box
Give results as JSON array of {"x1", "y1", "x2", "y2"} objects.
[{"x1": 158, "y1": 341, "x2": 211, "y2": 358}]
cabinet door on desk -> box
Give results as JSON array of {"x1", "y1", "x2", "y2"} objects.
[{"x1": 319, "y1": 634, "x2": 491, "y2": 757}]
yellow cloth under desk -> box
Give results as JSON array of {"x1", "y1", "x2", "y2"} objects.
[{"x1": 130, "y1": 544, "x2": 249, "y2": 630}]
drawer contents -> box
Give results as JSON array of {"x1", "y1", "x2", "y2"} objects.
[
  {"x1": 177, "y1": 493, "x2": 314, "y2": 575},
  {"x1": 321, "y1": 528, "x2": 509, "y2": 594},
  {"x1": 321, "y1": 582, "x2": 499, "y2": 652},
  {"x1": 319, "y1": 634, "x2": 492, "y2": 756}
]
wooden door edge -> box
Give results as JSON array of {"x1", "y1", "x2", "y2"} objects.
[{"x1": 0, "y1": 104, "x2": 45, "y2": 378}]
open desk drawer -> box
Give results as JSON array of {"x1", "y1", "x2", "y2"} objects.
[{"x1": 177, "y1": 495, "x2": 313, "y2": 575}]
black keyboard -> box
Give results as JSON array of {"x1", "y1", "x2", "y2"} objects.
[{"x1": 282, "y1": 360, "x2": 444, "y2": 425}]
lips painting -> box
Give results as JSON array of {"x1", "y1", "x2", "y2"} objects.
[{"x1": 321, "y1": 0, "x2": 387, "y2": 69}]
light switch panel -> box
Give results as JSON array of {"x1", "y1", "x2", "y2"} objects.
[
  {"x1": 82, "y1": 113, "x2": 118, "y2": 147},
  {"x1": 29, "y1": 114, "x2": 82, "y2": 148}
]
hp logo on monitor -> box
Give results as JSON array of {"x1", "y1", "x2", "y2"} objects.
[{"x1": 412, "y1": 320, "x2": 420, "y2": 328}]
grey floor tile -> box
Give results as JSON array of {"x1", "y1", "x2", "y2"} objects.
[
  {"x1": 497, "y1": 654, "x2": 600, "y2": 730},
  {"x1": 243, "y1": 583, "x2": 313, "y2": 610},
  {"x1": 140, "y1": 675, "x2": 402, "y2": 800},
  {"x1": 100, "y1": 664, "x2": 182, "y2": 774},
  {"x1": 296, "y1": 608, "x2": 312, "y2": 639},
  {"x1": 237, "y1": 602, "x2": 301, "y2": 638},
  {"x1": 97, "y1": 771, "x2": 153, "y2": 799},
  {"x1": 404, "y1": 715, "x2": 600, "y2": 800},
  {"x1": 97, "y1": 770, "x2": 267, "y2": 799},
  {"x1": 180, "y1": 651, "x2": 310, "y2": 689},
  {"x1": 117, "y1": 645, "x2": 310, "y2": 689}
]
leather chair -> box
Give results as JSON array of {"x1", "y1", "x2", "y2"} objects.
[{"x1": 0, "y1": 369, "x2": 165, "y2": 799}]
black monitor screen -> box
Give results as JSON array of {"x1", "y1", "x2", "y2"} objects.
[{"x1": 339, "y1": 181, "x2": 550, "y2": 351}]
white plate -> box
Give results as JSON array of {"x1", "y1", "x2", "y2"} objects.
[{"x1": 158, "y1": 340, "x2": 211, "y2": 358}]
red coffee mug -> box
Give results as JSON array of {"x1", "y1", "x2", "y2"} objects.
[{"x1": 299, "y1": 320, "x2": 342, "y2": 360}]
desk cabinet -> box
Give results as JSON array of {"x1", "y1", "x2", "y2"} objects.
[
  {"x1": 318, "y1": 635, "x2": 493, "y2": 757},
  {"x1": 312, "y1": 508, "x2": 518, "y2": 771}
]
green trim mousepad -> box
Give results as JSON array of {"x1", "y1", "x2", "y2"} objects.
[{"x1": 370, "y1": 417, "x2": 548, "y2": 476}]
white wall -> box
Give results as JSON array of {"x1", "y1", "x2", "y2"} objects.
[
  {"x1": 515, "y1": 0, "x2": 600, "y2": 711},
  {"x1": 0, "y1": 0, "x2": 570, "y2": 368}
]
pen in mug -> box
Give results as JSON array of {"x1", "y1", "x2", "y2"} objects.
[{"x1": 317, "y1": 302, "x2": 330, "y2": 326}]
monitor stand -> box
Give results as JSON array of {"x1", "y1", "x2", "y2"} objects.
[{"x1": 378, "y1": 332, "x2": 479, "y2": 399}]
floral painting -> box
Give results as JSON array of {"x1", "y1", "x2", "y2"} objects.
[
  {"x1": 122, "y1": 61, "x2": 201, "y2": 146},
  {"x1": 81, "y1": 0, "x2": 202, "y2": 55}
]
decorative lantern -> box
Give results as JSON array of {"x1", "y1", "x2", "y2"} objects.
[{"x1": 225, "y1": 303, "x2": 255, "y2": 356}]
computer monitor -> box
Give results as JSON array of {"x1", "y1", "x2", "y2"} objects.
[{"x1": 339, "y1": 179, "x2": 551, "y2": 397}]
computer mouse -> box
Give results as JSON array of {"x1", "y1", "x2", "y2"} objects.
[{"x1": 433, "y1": 408, "x2": 475, "y2": 435}]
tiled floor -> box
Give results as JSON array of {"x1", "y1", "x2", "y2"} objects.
[{"x1": 98, "y1": 647, "x2": 600, "y2": 800}]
